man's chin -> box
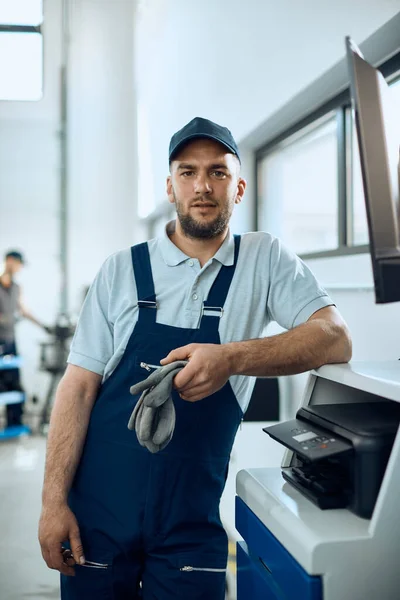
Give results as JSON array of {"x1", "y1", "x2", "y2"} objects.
[
  {"x1": 183, "y1": 227, "x2": 218, "y2": 240},
  {"x1": 180, "y1": 218, "x2": 223, "y2": 240}
]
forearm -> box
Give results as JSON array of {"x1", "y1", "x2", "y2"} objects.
[
  {"x1": 41, "y1": 375, "x2": 97, "y2": 506},
  {"x1": 226, "y1": 319, "x2": 352, "y2": 378},
  {"x1": 22, "y1": 309, "x2": 44, "y2": 329}
]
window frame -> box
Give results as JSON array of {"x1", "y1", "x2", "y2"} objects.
[{"x1": 255, "y1": 51, "x2": 400, "y2": 260}]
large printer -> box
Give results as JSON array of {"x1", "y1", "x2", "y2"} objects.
[
  {"x1": 264, "y1": 389, "x2": 400, "y2": 519},
  {"x1": 235, "y1": 362, "x2": 400, "y2": 600}
]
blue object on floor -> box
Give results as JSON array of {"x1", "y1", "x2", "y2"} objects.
[{"x1": 0, "y1": 424, "x2": 31, "y2": 440}]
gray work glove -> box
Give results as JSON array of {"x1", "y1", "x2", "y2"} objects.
[{"x1": 128, "y1": 360, "x2": 188, "y2": 453}]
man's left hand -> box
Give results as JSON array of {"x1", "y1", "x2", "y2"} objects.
[{"x1": 160, "y1": 344, "x2": 233, "y2": 402}]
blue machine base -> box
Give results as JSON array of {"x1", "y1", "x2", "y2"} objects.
[
  {"x1": 236, "y1": 496, "x2": 322, "y2": 600},
  {"x1": 0, "y1": 425, "x2": 31, "y2": 440}
]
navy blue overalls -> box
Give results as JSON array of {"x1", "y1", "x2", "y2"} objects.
[{"x1": 61, "y1": 236, "x2": 243, "y2": 600}]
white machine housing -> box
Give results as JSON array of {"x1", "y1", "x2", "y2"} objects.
[{"x1": 236, "y1": 361, "x2": 400, "y2": 600}]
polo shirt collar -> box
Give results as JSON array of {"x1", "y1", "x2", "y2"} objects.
[{"x1": 159, "y1": 220, "x2": 235, "y2": 267}]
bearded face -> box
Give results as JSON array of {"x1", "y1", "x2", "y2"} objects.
[{"x1": 167, "y1": 139, "x2": 243, "y2": 241}]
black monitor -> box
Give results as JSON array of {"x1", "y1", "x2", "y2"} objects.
[{"x1": 346, "y1": 37, "x2": 400, "y2": 303}]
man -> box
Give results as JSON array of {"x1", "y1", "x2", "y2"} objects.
[
  {"x1": 38, "y1": 117, "x2": 352, "y2": 599},
  {"x1": 0, "y1": 250, "x2": 50, "y2": 427}
]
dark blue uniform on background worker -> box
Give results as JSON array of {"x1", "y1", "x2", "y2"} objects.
[
  {"x1": 38, "y1": 118, "x2": 352, "y2": 599},
  {"x1": 0, "y1": 250, "x2": 50, "y2": 428}
]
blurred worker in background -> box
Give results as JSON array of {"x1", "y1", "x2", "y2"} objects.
[{"x1": 0, "y1": 250, "x2": 51, "y2": 427}]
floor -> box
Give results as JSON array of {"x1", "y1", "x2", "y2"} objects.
[{"x1": 0, "y1": 435, "x2": 60, "y2": 600}]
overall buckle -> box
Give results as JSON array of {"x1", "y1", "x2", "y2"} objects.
[
  {"x1": 137, "y1": 300, "x2": 158, "y2": 309},
  {"x1": 201, "y1": 305, "x2": 224, "y2": 318}
]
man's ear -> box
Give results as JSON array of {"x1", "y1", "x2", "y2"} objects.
[
  {"x1": 235, "y1": 177, "x2": 247, "y2": 204},
  {"x1": 166, "y1": 176, "x2": 175, "y2": 204}
]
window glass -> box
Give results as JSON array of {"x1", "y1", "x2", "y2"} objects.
[
  {"x1": 0, "y1": 0, "x2": 43, "y2": 26},
  {"x1": 0, "y1": 32, "x2": 43, "y2": 100},
  {"x1": 258, "y1": 118, "x2": 338, "y2": 254}
]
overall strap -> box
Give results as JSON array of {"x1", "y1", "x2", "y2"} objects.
[
  {"x1": 131, "y1": 243, "x2": 157, "y2": 326},
  {"x1": 200, "y1": 234, "x2": 241, "y2": 331}
]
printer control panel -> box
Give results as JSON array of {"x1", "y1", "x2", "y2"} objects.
[{"x1": 264, "y1": 419, "x2": 353, "y2": 462}]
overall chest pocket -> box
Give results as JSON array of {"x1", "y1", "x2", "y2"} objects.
[{"x1": 132, "y1": 355, "x2": 164, "y2": 376}]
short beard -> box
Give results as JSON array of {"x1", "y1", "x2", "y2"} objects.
[{"x1": 174, "y1": 196, "x2": 233, "y2": 240}]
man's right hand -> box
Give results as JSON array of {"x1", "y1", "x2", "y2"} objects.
[{"x1": 38, "y1": 503, "x2": 85, "y2": 577}]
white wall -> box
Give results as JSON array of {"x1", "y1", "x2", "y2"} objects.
[
  {"x1": 308, "y1": 254, "x2": 400, "y2": 361},
  {"x1": 67, "y1": 0, "x2": 138, "y2": 313}
]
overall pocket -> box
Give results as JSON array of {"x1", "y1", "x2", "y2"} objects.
[
  {"x1": 175, "y1": 553, "x2": 227, "y2": 599},
  {"x1": 80, "y1": 559, "x2": 110, "y2": 570},
  {"x1": 61, "y1": 553, "x2": 114, "y2": 600},
  {"x1": 133, "y1": 355, "x2": 163, "y2": 374}
]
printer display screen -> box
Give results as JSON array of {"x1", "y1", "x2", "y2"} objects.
[{"x1": 293, "y1": 431, "x2": 318, "y2": 443}]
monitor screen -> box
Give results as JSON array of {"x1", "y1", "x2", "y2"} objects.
[{"x1": 346, "y1": 37, "x2": 400, "y2": 303}]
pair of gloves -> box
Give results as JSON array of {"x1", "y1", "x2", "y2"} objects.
[{"x1": 128, "y1": 361, "x2": 188, "y2": 453}]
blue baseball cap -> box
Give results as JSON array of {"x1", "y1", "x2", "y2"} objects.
[{"x1": 169, "y1": 117, "x2": 240, "y2": 163}]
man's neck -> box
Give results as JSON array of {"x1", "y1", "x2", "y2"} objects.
[{"x1": 169, "y1": 220, "x2": 228, "y2": 267}]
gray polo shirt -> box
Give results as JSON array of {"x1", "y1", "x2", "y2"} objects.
[
  {"x1": 0, "y1": 280, "x2": 20, "y2": 343},
  {"x1": 68, "y1": 222, "x2": 333, "y2": 412}
]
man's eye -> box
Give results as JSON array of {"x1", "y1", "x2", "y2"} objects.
[
  {"x1": 181, "y1": 171, "x2": 194, "y2": 177},
  {"x1": 212, "y1": 171, "x2": 226, "y2": 178}
]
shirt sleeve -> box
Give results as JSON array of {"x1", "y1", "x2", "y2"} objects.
[
  {"x1": 67, "y1": 257, "x2": 114, "y2": 376},
  {"x1": 267, "y1": 237, "x2": 334, "y2": 330}
]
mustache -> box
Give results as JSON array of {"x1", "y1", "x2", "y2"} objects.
[{"x1": 190, "y1": 197, "x2": 218, "y2": 207}]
